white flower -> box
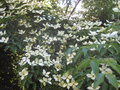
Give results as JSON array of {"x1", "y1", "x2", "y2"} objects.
[
  {"x1": 99, "y1": 64, "x2": 113, "y2": 74},
  {"x1": 109, "y1": 31, "x2": 118, "y2": 37},
  {"x1": 54, "y1": 62, "x2": 62, "y2": 71},
  {"x1": 19, "y1": 57, "x2": 30, "y2": 66},
  {"x1": 39, "y1": 77, "x2": 52, "y2": 86},
  {"x1": 0, "y1": 37, "x2": 9, "y2": 43},
  {"x1": 66, "y1": 83, "x2": 72, "y2": 89},
  {"x1": 53, "y1": 74, "x2": 62, "y2": 82},
  {"x1": 62, "y1": 73, "x2": 72, "y2": 83},
  {"x1": 0, "y1": 8, "x2": 6, "y2": 12},
  {"x1": 117, "y1": 80, "x2": 120, "y2": 88},
  {"x1": 38, "y1": 59, "x2": 44, "y2": 66},
  {"x1": 66, "y1": 53, "x2": 76, "y2": 65},
  {"x1": 87, "y1": 83, "x2": 100, "y2": 90},
  {"x1": 57, "y1": 31, "x2": 65, "y2": 36},
  {"x1": 18, "y1": 30, "x2": 25, "y2": 34},
  {"x1": 29, "y1": 30, "x2": 37, "y2": 34},
  {"x1": 89, "y1": 31, "x2": 98, "y2": 36},
  {"x1": 69, "y1": 79, "x2": 78, "y2": 89},
  {"x1": 53, "y1": 23, "x2": 61, "y2": 29},
  {"x1": 113, "y1": 7, "x2": 120, "y2": 12},
  {"x1": 0, "y1": 31, "x2": 6, "y2": 36},
  {"x1": 19, "y1": 68, "x2": 28, "y2": 80},
  {"x1": 101, "y1": 31, "x2": 118, "y2": 38},
  {"x1": 90, "y1": 48, "x2": 96, "y2": 51},
  {"x1": 42, "y1": 69, "x2": 50, "y2": 77},
  {"x1": 87, "y1": 71, "x2": 96, "y2": 80}
]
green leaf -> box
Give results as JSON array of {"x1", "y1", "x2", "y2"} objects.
[
  {"x1": 90, "y1": 61, "x2": 99, "y2": 75},
  {"x1": 73, "y1": 49, "x2": 82, "y2": 63},
  {"x1": 100, "y1": 48, "x2": 107, "y2": 56},
  {"x1": 101, "y1": 81, "x2": 109, "y2": 90},
  {"x1": 105, "y1": 74, "x2": 118, "y2": 89},
  {"x1": 106, "y1": 59, "x2": 120, "y2": 75},
  {"x1": 66, "y1": 48, "x2": 73, "y2": 55},
  {"x1": 77, "y1": 59, "x2": 91, "y2": 71},
  {"x1": 97, "y1": 44, "x2": 103, "y2": 52},
  {"x1": 94, "y1": 73, "x2": 104, "y2": 88},
  {"x1": 108, "y1": 47, "x2": 115, "y2": 54},
  {"x1": 77, "y1": 80, "x2": 84, "y2": 89},
  {"x1": 82, "y1": 48, "x2": 88, "y2": 57}
]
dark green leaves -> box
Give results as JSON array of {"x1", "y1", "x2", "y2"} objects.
[
  {"x1": 105, "y1": 58, "x2": 120, "y2": 75},
  {"x1": 94, "y1": 73, "x2": 104, "y2": 88},
  {"x1": 82, "y1": 48, "x2": 88, "y2": 57},
  {"x1": 77, "y1": 59, "x2": 91, "y2": 71},
  {"x1": 90, "y1": 61, "x2": 99, "y2": 75},
  {"x1": 105, "y1": 74, "x2": 118, "y2": 89}
]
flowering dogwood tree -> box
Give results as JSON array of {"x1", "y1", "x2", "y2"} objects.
[{"x1": 0, "y1": 0, "x2": 120, "y2": 90}]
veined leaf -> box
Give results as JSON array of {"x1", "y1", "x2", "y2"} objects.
[
  {"x1": 90, "y1": 61, "x2": 99, "y2": 75},
  {"x1": 101, "y1": 81, "x2": 109, "y2": 90},
  {"x1": 105, "y1": 58, "x2": 120, "y2": 75},
  {"x1": 105, "y1": 74, "x2": 118, "y2": 89},
  {"x1": 77, "y1": 59, "x2": 91, "y2": 71},
  {"x1": 94, "y1": 73, "x2": 104, "y2": 88},
  {"x1": 82, "y1": 48, "x2": 88, "y2": 57}
]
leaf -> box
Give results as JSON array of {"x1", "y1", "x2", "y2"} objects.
[
  {"x1": 108, "y1": 47, "x2": 115, "y2": 54},
  {"x1": 108, "y1": 63, "x2": 120, "y2": 75},
  {"x1": 82, "y1": 48, "x2": 88, "y2": 57},
  {"x1": 97, "y1": 44, "x2": 103, "y2": 52},
  {"x1": 90, "y1": 61, "x2": 99, "y2": 75},
  {"x1": 77, "y1": 59, "x2": 91, "y2": 71},
  {"x1": 106, "y1": 59, "x2": 120, "y2": 75},
  {"x1": 105, "y1": 74, "x2": 118, "y2": 89},
  {"x1": 94, "y1": 73, "x2": 104, "y2": 88},
  {"x1": 77, "y1": 80, "x2": 84, "y2": 89},
  {"x1": 66, "y1": 48, "x2": 73, "y2": 55},
  {"x1": 100, "y1": 48, "x2": 107, "y2": 56},
  {"x1": 101, "y1": 81, "x2": 109, "y2": 90}
]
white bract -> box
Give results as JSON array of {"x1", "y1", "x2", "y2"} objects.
[
  {"x1": 19, "y1": 68, "x2": 28, "y2": 80},
  {"x1": 113, "y1": 7, "x2": 120, "y2": 12},
  {"x1": 42, "y1": 69, "x2": 50, "y2": 77},
  {"x1": 39, "y1": 77, "x2": 52, "y2": 86},
  {"x1": 87, "y1": 71, "x2": 96, "y2": 80},
  {"x1": 18, "y1": 30, "x2": 25, "y2": 34},
  {"x1": 87, "y1": 83, "x2": 100, "y2": 90},
  {"x1": 117, "y1": 80, "x2": 120, "y2": 88},
  {"x1": 99, "y1": 64, "x2": 113, "y2": 74},
  {"x1": 0, "y1": 37, "x2": 9, "y2": 43}
]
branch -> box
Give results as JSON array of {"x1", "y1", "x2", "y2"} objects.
[{"x1": 68, "y1": 0, "x2": 81, "y2": 19}]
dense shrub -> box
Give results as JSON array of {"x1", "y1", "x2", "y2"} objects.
[{"x1": 0, "y1": 0, "x2": 120, "y2": 90}]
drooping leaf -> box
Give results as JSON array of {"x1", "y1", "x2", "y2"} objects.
[
  {"x1": 106, "y1": 59, "x2": 120, "y2": 75},
  {"x1": 94, "y1": 73, "x2": 104, "y2": 88},
  {"x1": 105, "y1": 74, "x2": 118, "y2": 89},
  {"x1": 77, "y1": 59, "x2": 91, "y2": 71},
  {"x1": 101, "y1": 81, "x2": 109, "y2": 90},
  {"x1": 82, "y1": 48, "x2": 88, "y2": 57},
  {"x1": 90, "y1": 61, "x2": 99, "y2": 75}
]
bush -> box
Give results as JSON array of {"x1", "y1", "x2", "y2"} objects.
[{"x1": 0, "y1": 0, "x2": 120, "y2": 90}]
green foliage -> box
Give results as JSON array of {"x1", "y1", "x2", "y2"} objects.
[
  {"x1": 105, "y1": 74, "x2": 118, "y2": 89},
  {"x1": 94, "y1": 73, "x2": 105, "y2": 88},
  {"x1": 82, "y1": 0, "x2": 116, "y2": 22},
  {"x1": 0, "y1": 0, "x2": 120, "y2": 90}
]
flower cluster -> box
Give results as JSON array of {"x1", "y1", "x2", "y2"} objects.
[
  {"x1": 99, "y1": 64, "x2": 113, "y2": 74},
  {"x1": 0, "y1": 30, "x2": 9, "y2": 43}
]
